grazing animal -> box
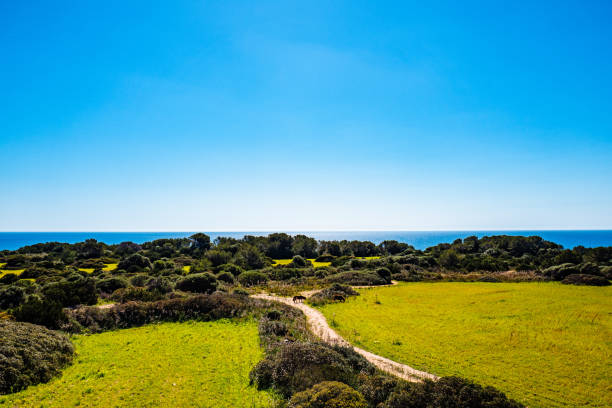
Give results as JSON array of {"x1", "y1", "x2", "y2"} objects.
[
  {"x1": 332, "y1": 295, "x2": 345, "y2": 302},
  {"x1": 293, "y1": 295, "x2": 306, "y2": 303}
]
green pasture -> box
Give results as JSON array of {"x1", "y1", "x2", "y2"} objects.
[
  {"x1": 318, "y1": 282, "x2": 611, "y2": 408},
  {"x1": 0, "y1": 320, "x2": 278, "y2": 407}
]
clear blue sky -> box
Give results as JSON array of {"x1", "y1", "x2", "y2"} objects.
[{"x1": 1, "y1": 1, "x2": 611, "y2": 231}]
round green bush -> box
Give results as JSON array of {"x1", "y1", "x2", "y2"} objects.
[
  {"x1": 289, "y1": 381, "x2": 368, "y2": 408},
  {"x1": 216, "y1": 271, "x2": 236, "y2": 284},
  {"x1": 0, "y1": 320, "x2": 74, "y2": 394},
  {"x1": 238, "y1": 271, "x2": 269, "y2": 286},
  {"x1": 176, "y1": 272, "x2": 218, "y2": 293}
]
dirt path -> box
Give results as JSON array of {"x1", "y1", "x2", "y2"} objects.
[{"x1": 252, "y1": 293, "x2": 438, "y2": 383}]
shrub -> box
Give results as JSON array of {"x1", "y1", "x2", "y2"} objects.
[
  {"x1": 290, "y1": 255, "x2": 309, "y2": 268},
  {"x1": 42, "y1": 274, "x2": 97, "y2": 307},
  {"x1": 19, "y1": 267, "x2": 50, "y2": 279},
  {"x1": 146, "y1": 276, "x2": 173, "y2": 293},
  {"x1": 219, "y1": 263, "x2": 244, "y2": 276},
  {"x1": 289, "y1": 381, "x2": 368, "y2": 408},
  {"x1": 309, "y1": 284, "x2": 359, "y2": 305},
  {"x1": 238, "y1": 271, "x2": 269, "y2": 286},
  {"x1": 601, "y1": 265, "x2": 612, "y2": 280},
  {"x1": 259, "y1": 319, "x2": 289, "y2": 337},
  {"x1": 130, "y1": 274, "x2": 150, "y2": 287},
  {"x1": 579, "y1": 262, "x2": 603, "y2": 276},
  {"x1": 266, "y1": 309, "x2": 282, "y2": 320},
  {"x1": 176, "y1": 273, "x2": 218, "y2": 293},
  {"x1": 216, "y1": 271, "x2": 236, "y2": 284},
  {"x1": 271, "y1": 267, "x2": 303, "y2": 281},
  {"x1": 117, "y1": 253, "x2": 152, "y2": 272},
  {"x1": 326, "y1": 271, "x2": 388, "y2": 286},
  {"x1": 383, "y1": 376, "x2": 524, "y2": 408},
  {"x1": 63, "y1": 293, "x2": 252, "y2": 333},
  {"x1": 233, "y1": 288, "x2": 250, "y2": 296},
  {"x1": 541, "y1": 263, "x2": 579, "y2": 280},
  {"x1": 250, "y1": 342, "x2": 373, "y2": 397},
  {"x1": 376, "y1": 267, "x2": 392, "y2": 281},
  {"x1": 0, "y1": 285, "x2": 26, "y2": 309},
  {"x1": 97, "y1": 277, "x2": 129, "y2": 293},
  {"x1": 0, "y1": 273, "x2": 19, "y2": 284},
  {"x1": 478, "y1": 275, "x2": 502, "y2": 283},
  {"x1": 358, "y1": 375, "x2": 398, "y2": 406},
  {"x1": 110, "y1": 287, "x2": 165, "y2": 303},
  {"x1": 0, "y1": 320, "x2": 74, "y2": 395},
  {"x1": 13, "y1": 295, "x2": 66, "y2": 329},
  {"x1": 315, "y1": 254, "x2": 335, "y2": 262},
  {"x1": 561, "y1": 274, "x2": 610, "y2": 286}
]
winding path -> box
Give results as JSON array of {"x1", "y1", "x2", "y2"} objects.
[{"x1": 252, "y1": 292, "x2": 438, "y2": 383}]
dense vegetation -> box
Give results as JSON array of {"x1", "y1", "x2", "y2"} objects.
[
  {"x1": 0, "y1": 233, "x2": 608, "y2": 406},
  {"x1": 0, "y1": 233, "x2": 609, "y2": 330},
  {"x1": 318, "y1": 282, "x2": 612, "y2": 407},
  {"x1": 0, "y1": 320, "x2": 74, "y2": 394}
]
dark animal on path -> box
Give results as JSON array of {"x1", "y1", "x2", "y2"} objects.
[
  {"x1": 292, "y1": 295, "x2": 306, "y2": 303},
  {"x1": 332, "y1": 295, "x2": 345, "y2": 302}
]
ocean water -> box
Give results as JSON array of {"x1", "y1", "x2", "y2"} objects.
[{"x1": 1, "y1": 231, "x2": 612, "y2": 251}]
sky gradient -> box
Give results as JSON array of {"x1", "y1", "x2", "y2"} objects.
[{"x1": 1, "y1": 1, "x2": 611, "y2": 231}]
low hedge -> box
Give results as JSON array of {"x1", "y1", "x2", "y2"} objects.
[
  {"x1": 561, "y1": 274, "x2": 610, "y2": 286},
  {"x1": 0, "y1": 320, "x2": 74, "y2": 394},
  {"x1": 63, "y1": 292, "x2": 255, "y2": 333}
]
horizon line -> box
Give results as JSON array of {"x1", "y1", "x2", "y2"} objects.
[{"x1": 2, "y1": 228, "x2": 612, "y2": 233}]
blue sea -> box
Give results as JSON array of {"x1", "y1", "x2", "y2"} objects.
[{"x1": 1, "y1": 231, "x2": 612, "y2": 251}]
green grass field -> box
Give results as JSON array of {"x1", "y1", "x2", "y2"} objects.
[
  {"x1": 318, "y1": 282, "x2": 612, "y2": 408},
  {"x1": 0, "y1": 320, "x2": 278, "y2": 408}
]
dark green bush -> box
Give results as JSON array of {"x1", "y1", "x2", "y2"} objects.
[
  {"x1": 219, "y1": 263, "x2": 245, "y2": 276},
  {"x1": 175, "y1": 273, "x2": 218, "y2": 293},
  {"x1": 0, "y1": 285, "x2": 26, "y2": 309},
  {"x1": 541, "y1": 263, "x2": 579, "y2": 280},
  {"x1": 315, "y1": 254, "x2": 335, "y2": 262},
  {"x1": 383, "y1": 376, "x2": 524, "y2": 408},
  {"x1": 561, "y1": 274, "x2": 610, "y2": 286},
  {"x1": 0, "y1": 320, "x2": 74, "y2": 395},
  {"x1": 326, "y1": 271, "x2": 388, "y2": 286},
  {"x1": 42, "y1": 274, "x2": 97, "y2": 307},
  {"x1": 216, "y1": 271, "x2": 235, "y2": 284},
  {"x1": 271, "y1": 267, "x2": 303, "y2": 281},
  {"x1": 146, "y1": 276, "x2": 173, "y2": 293},
  {"x1": 117, "y1": 253, "x2": 152, "y2": 272},
  {"x1": 110, "y1": 287, "x2": 165, "y2": 303},
  {"x1": 97, "y1": 277, "x2": 129, "y2": 293},
  {"x1": 289, "y1": 381, "x2": 368, "y2": 408},
  {"x1": 358, "y1": 375, "x2": 398, "y2": 406},
  {"x1": 250, "y1": 342, "x2": 374, "y2": 397},
  {"x1": 478, "y1": 275, "x2": 502, "y2": 283},
  {"x1": 13, "y1": 295, "x2": 67, "y2": 329},
  {"x1": 63, "y1": 293, "x2": 253, "y2": 333},
  {"x1": 376, "y1": 267, "x2": 392, "y2": 281},
  {"x1": 0, "y1": 273, "x2": 19, "y2": 284},
  {"x1": 238, "y1": 271, "x2": 269, "y2": 286}
]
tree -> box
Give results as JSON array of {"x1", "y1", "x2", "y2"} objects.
[
  {"x1": 292, "y1": 235, "x2": 319, "y2": 258},
  {"x1": 190, "y1": 233, "x2": 211, "y2": 251}
]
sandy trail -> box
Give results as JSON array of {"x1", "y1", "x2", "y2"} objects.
[{"x1": 252, "y1": 292, "x2": 438, "y2": 383}]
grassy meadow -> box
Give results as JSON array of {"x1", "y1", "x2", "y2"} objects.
[
  {"x1": 0, "y1": 320, "x2": 278, "y2": 408},
  {"x1": 318, "y1": 282, "x2": 611, "y2": 408}
]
